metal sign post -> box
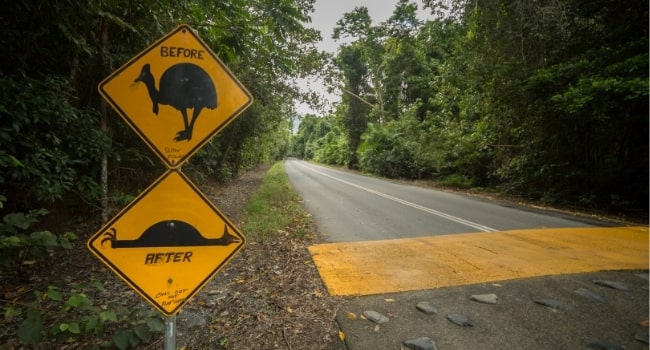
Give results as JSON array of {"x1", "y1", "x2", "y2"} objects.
[{"x1": 164, "y1": 315, "x2": 176, "y2": 350}]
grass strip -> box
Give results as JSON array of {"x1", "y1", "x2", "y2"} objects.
[{"x1": 242, "y1": 162, "x2": 312, "y2": 241}]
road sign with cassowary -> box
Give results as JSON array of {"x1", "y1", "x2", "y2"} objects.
[
  {"x1": 89, "y1": 24, "x2": 251, "y2": 316},
  {"x1": 98, "y1": 24, "x2": 252, "y2": 168},
  {"x1": 87, "y1": 170, "x2": 245, "y2": 315}
]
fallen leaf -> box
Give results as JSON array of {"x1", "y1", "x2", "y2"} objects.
[
  {"x1": 338, "y1": 331, "x2": 345, "y2": 341},
  {"x1": 346, "y1": 311, "x2": 357, "y2": 320}
]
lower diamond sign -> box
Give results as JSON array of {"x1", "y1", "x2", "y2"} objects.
[{"x1": 87, "y1": 169, "x2": 245, "y2": 315}]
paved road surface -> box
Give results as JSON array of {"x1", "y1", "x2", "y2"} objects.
[
  {"x1": 284, "y1": 159, "x2": 599, "y2": 242},
  {"x1": 283, "y1": 160, "x2": 649, "y2": 349}
]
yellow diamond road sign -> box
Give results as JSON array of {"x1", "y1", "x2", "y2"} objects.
[
  {"x1": 87, "y1": 170, "x2": 245, "y2": 315},
  {"x1": 99, "y1": 24, "x2": 253, "y2": 168}
]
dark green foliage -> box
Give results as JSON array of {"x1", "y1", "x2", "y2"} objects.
[
  {"x1": 7, "y1": 280, "x2": 164, "y2": 348},
  {"x1": 0, "y1": 207, "x2": 76, "y2": 272},
  {"x1": 0, "y1": 74, "x2": 108, "y2": 205},
  {"x1": 314, "y1": 130, "x2": 347, "y2": 165},
  {"x1": 1, "y1": 0, "x2": 320, "y2": 212},
  {"x1": 290, "y1": 113, "x2": 348, "y2": 165},
  {"x1": 337, "y1": 44, "x2": 370, "y2": 168},
  {"x1": 292, "y1": 114, "x2": 330, "y2": 159},
  {"x1": 303, "y1": 0, "x2": 647, "y2": 216},
  {"x1": 359, "y1": 123, "x2": 419, "y2": 179},
  {"x1": 462, "y1": 0, "x2": 649, "y2": 208},
  {"x1": 0, "y1": 197, "x2": 163, "y2": 348}
]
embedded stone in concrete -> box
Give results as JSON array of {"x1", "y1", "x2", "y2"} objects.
[
  {"x1": 634, "y1": 328, "x2": 649, "y2": 344},
  {"x1": 470, "y1": 293, "x2": 498, "y2": 304},
  {"x1": 363, "y1": 310, "x2": 389, "y2": 324},
  {"x1": 446, "y1": 313, "x2": 473, "y2": 327},
  {"x1": 403, "y1": 337, "x2": 438, "y2": 350},
  {"x1": 534, "y1": 299, "x2": 571, "y2": 311},
  {"x1": 635, "y1": 272, "x2": 649, "y2": 281},
  {"x1": 593, "y1": 280, "x2": 630, "y2": 291},
  {"x1": 635, "y1": 272, "x2": 650, "y2": 281},
  {"x1": 584, "y1": 339, "x2": 624, "y2": 350},
  {"x1": 416, "y1": 301, "x2": 438, "y2": 315},
  {"x1": 574, "y1": 288, "x2": 605, "y2": 303}
]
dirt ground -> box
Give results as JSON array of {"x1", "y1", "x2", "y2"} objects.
[{"x1": 0, "y1": 165, "x2": 345, "y2": 349}]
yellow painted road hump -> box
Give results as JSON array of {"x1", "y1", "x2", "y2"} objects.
[{"x1": 308, "y1": 226, "x2": 649, "y2": 296}]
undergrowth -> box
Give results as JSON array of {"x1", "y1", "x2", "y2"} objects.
[{"x1": 1, "y1": 162, "x2": 314, "y2": 348}]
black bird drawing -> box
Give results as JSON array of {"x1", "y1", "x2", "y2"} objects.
[
  {"x1": 134, "y1": 63, "x2": 217, "y2": 141},
  {"x1": 101, "y1": 220, "x2": 241, "y2": 248}
]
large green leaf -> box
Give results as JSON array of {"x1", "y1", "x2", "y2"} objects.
[
  {"x1": 17, "y1": 316, "x2": 43, "y2": 345},
  {"x1": 146, "y1": 317, "x2": 165, "y2": 332},
  {"x1": 113, "y1": 330, "x2": 131, "y2": 350},
  {"x1": 3, "y1": 213, "x2": 33, "y2": 230}
]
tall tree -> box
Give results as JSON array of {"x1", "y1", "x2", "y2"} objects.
[
  {"x1": 336, "y1": 43, "x2": 370, "y2": 168},
  {"x1": 332, "y1": 7, "x2": 376, "y2": 168},
  {"x1": 381, "y1": 0, "x2": 427, "y2": 120}
]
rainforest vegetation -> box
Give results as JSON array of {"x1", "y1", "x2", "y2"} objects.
[
  {"x1": 0, "y1": 0, "x2": 323, "y2": 347},
  {"x1": 293, "y1": 0, "x2": 648, "y2": 215},
  {"x1": 0, "y1": 0, "x2": 647, "y2": 347}
]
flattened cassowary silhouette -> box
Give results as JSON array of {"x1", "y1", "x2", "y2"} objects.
[
  {"x1": 101, "y1": 220, "x2": 241, "y2": 248},
  {"x1": 135, "y1": 63, "x2": 217, "y2": 141}
]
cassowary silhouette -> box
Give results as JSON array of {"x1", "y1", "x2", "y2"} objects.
[
  {"x1": 101, "y1": 220, "x2": 241, "y2": 248},
  {"x1": 135, "y1": 63, "x2": 217, "y2": 141}
]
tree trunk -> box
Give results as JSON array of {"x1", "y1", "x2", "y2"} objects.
[{"x1": 100, "y1": 19, "x2": 109, "y2": 223}]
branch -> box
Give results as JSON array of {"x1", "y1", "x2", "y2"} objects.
[{"x1": 338, "y1": 86, "x2": 375, "y2": 108}]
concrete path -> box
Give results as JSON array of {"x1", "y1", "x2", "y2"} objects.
[
  {"x1": 308, "y1": 226, "x2": 649, "y2": 349},
  {"x1": 335, "y1": 270, "x2": 649, "y2": 349}
]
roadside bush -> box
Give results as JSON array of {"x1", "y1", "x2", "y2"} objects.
[
  {"x1": 314, "y1": 131, "x2": 347, "y2": 166},
  {"x1": 0, "y1": 196, "x2": 163, "y2": 349},
  {"x1": 0, "y1": 73, "x2": 109, "y2": 224},
  {"x1": 358, "y1": 122, "x2": 420, "y2": 179}
]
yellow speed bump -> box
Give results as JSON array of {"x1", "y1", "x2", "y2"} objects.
[{"x1": 308, "y1": 226, "x2": 649, "y2": 296}]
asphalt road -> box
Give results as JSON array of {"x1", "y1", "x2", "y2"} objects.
[
  {"x1": 284, "y1": 159, "x2": 596, "y2": 242},
  {"x1": 284, "y1": 159, "x2": 649, "y2": 350}
]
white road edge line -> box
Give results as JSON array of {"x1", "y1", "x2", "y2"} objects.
[{"x1": 297, "y1": 162, "x2": 498, "y2": 233}]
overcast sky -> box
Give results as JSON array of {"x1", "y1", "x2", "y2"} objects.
[
  {"x1": 295, "y1": 0, "x2": 432, "y2": 115},
  {"x1": 310, "y1": 0, "x2": 431, "y2": 52}
]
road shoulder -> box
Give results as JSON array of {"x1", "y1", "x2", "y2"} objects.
[{"x1": 337, "y1": 270, "x2": 649, "y2": 349}]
